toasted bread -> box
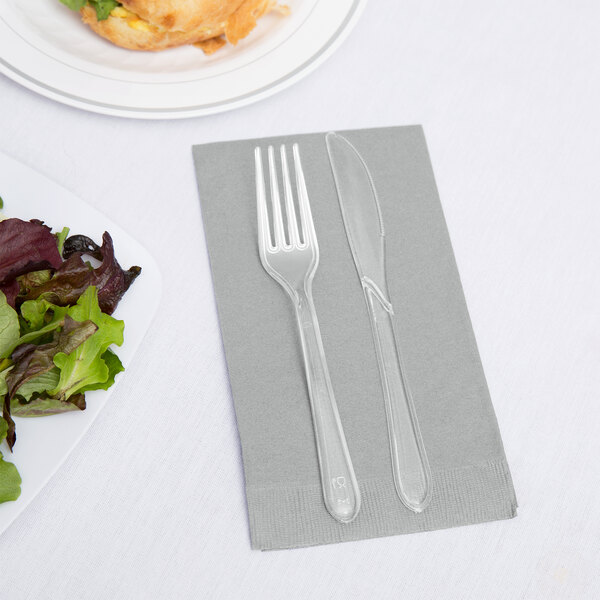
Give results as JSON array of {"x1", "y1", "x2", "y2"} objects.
[{"x1": 80, "y1": 0, "x2": 287, "y2": 53}]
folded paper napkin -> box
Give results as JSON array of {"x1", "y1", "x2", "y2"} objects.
[{"x1": 193, "y1": 126, "x2": 517, "y2": 550}]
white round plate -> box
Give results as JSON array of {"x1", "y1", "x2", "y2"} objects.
[{"x1": 0, "y1": 0, "x2": 367, "y2": 119}]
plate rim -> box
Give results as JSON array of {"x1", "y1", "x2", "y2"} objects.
[{"x1": 0, "y1": 0, "x2": 368, "y2": 119}]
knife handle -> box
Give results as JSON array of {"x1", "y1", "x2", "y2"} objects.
[
  {"x1": 294, "y1": 289, "x2": 361, "y2": 524},
  {"x1": 364, "y1": 282, "x2": 432, "y2": 512}
]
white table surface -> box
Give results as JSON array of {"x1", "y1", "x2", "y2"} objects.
[{"x1": 1, "y1": 1, "x2": 599, "y2": 598}]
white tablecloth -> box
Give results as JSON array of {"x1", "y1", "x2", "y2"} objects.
[{"x1": 1, "y1": 1, "x2": 598, "y2": 598}]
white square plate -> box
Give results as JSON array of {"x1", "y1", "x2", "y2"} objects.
[{"x1": 0, "y1": 151, "x2": 161, "y2": 535}]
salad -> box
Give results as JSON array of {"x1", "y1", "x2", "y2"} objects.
[{"x1": 0, "y1": 199, "x2": 140, "y2": 504}]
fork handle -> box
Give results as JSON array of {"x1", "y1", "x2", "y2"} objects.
[{"x1": 294, "y1": 289, "x2": 361, "y2": 523}]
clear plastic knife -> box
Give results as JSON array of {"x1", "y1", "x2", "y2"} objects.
[{"x1": 326, "y1": 132, "x2": 432, "y2": 513}]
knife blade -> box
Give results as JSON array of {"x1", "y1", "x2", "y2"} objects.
[{"x1": 326, "y1": 132, "x2": 432, "y2": 513}]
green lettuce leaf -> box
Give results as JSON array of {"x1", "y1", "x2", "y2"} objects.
[
  {"x1": 20, "y1": 298, "x2": 69, "y2": 333},
  {"x1": 78, "y1": 348, "x2": 124, "y2": 393},
  {"x1": 0, "y1": 365, "x2": 12, "y2": 397},
  {"x1": 51, "y1": 286, "x2": 123, "y2": 400},
  {"x1": 0, "y1": 454, "x2": 21, "y2": 503},
  {"x1": 15, "y1": 298, "x2": 70, "y2": 352},
  {"x1": 1, "y1": 295, "x2": 68, "y2": 358},
  {"x1": 13, "y1": 368, "x2": 60, "y2": 402},
  {"x1": 59, "y1": 0, "x2": 87, "y2": 10},
  {"x1": 56, "y1": 227, "x2": 70, "y2": 256},
  {"x1": 13, "y1": 317, "x2": 67, "y2": 351},
  {"x1": 89, "y1": 0, "x2": 119, "y2": 20},
  {"x1": 0, "y1": 418, "x2": 21, "y2": 504},
  {"x1": 59, "y1": 0, "x2": 120, "y2": 21},
  {"x1": 0, "y1": 291, "x2": 19, "y2": 359},
  {"x1": 12, "y1": 288, "x2": 125, "y2": 404}
]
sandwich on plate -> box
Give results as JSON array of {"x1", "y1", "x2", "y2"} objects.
[{"x1": 60, "y1": 0, "x2": 289, "y2": 54}]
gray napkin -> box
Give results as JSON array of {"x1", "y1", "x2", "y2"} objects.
[{"x1": 193, "y1": 126, "x2": 517, "y2": 550}]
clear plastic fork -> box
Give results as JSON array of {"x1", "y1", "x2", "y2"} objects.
[{"x1": 255, "y1": 143, "x2": 361, "y2": 524}]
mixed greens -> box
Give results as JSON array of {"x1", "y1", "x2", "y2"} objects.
[
  {"x1": 0, "y1": 212, "x2": 140, "y2": 504},
  {"x1": 59, "y1": 0, "x2": 122, "y2": 21}
]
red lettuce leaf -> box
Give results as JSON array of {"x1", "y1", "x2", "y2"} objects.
[
  {"x1": 63, "y1": 234, "x2": 103, "y2": 261},
  {"x1": 2, "y1": 394, "x2": 15, "y2": 453},
  {"x1": 0, "y1": 219, "x2": 62, "y2": 302},
  {"x1": 19, "y1": 232, "x2": 141, "y2": 315},
  {"x1": 0, "y1": 280, "x2": 19, "y2": 307},
  {"x1": 11, "y1": 392, "x2": 86, "y2": 417}
]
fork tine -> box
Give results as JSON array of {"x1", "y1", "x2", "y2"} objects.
[
  {"x1": 280, "y1": 145, "x2": 300, "y2": 248},
  {"x1": 267, "y1": 145, "x2": 286, "y2": 249},
  {"x1": 255, "y1": 147, "x2": 272, "y2": 252},
  {"x1": 293, "y1": 143, "x2": 316, "y2": 246}
]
